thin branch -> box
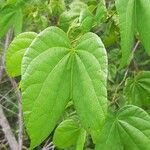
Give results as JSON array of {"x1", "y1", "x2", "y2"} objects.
[
  {"x1": 10, "y1": 78, "x2": 23, "y2": 150},
  {"x1": 0, "y1": 30, "x2": 19, "y2": 150},
  {"x1": 0, "y1": 88, "x2": 18, "y2": 108},
  {"x1": 42, "y1": 139, "x2": 55, "y2": 150},
  {"x1": 110, "y1": 41, "x2": 140, "y2": 106}
]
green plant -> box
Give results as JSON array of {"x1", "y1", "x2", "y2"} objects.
[{"x1": 2, "y1": 0, "x2": 150, "y2": 150}]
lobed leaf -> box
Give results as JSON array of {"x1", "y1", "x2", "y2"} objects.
[
  {"x1": 124, "y1": 71, "x2": 150, "y2": 108},
  {"x1": 21, "y1": 26, "x2": 108, "y2": 149},
  {"x1": 95, "y1": 105, "x2": 150, "y2": 150}
]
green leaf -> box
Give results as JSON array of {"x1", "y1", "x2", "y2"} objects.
[
  {"x1": 13, "y1": 8, "x2": 23, "y2": 36},
  {"x1": 79, "y1": 8, "x2": 94, "y2": 33},
  {"x1": 50, "y1": 0, "x2": 65, "y2": 16},
  {"x1": 76, "y1": 128, "x2": 86, "y2": 150},
  {"x1": 59, "y1": 0, "x2": 87, "y2": 31},
  {"x1": 73, "y1": 32, "x2": 108, "y2": 141},
  {"x1": 0, "y1": 5, "x2": 23, "y2": 38},
  {"x1": 95, "y1": 105, "x2": 150, "y2": 150},
  {"x1": 115, "y1": 0, "x2": 135, "y2": 68},
  {"x1": 7, "y1": 0, "x2": 17, "y2": 4},
  {"x1": 21, "y1": 26, "x2": 107, "y2": 149},
  {"x1": 136, "y1": 0, "x2": 150, "y2": 56},
  {"x1": 5, "y1": 32, "x2": 37, "y2": 77},
  {"x1": 116, "y1": 0, "x2": 150, "y2": 68},
  {"x1": 78, "y1": 0, "x2": 107, "y2": 33},
  {"x1": 53, "y1": 119, "x2": 86, "y2": 149},
  {"x1": 95, "y1": 0, "x2": 107, "y2": 25},
  {"x1": 0, "y1": 6, "x2": 16, "y2": 38},
  {"x1": 124, "y1": 71, "x2": 150, "y2": 108}
]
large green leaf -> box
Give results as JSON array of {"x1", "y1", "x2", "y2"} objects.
[
  {"x1": 116, "y1": 0, "x2": 150, "y2": 68},
  {"x1": 53, "y1": 119, "x2": 86, "y2": 149},
  {"x1": 124, "y1": 71, "x2": 150, "y2": 108},
  {"x1": 95, "y1": 105, "x2": 150, "y2": 150},
  {"x1": 6, "y1": 32, "x2": 37, "y2": 77},
  {"x1": 21, "y1": 26, "x2": 107, "y2": 149}
]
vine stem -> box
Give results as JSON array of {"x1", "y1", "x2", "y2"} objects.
[{"x1": 110, "y1": 40, "x2": 140, "y2": 106}]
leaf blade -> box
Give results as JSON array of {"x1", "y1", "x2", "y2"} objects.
[{"x1": 6, "y1": 32, "x2": 37, "y2": 77}]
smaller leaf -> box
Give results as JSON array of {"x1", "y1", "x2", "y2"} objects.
[
  {"x1": 124, "y1": 71, "x2": 150, "y2": 108},
  {"x1": 95, "y1": 105, "x2": 150, "y2": 150},
  {"x1": 95, "y1": 0, "x2": 107, "y2": 25},
  {"x1": 76, "y1": 128, "x2": 86, "y2": 150},
  {"x1": 6, "y1": 32, "x2": 37, "y2": 77},
  {"x1": 0, "y1": 6, "x2": 16, "y2": 38},
  {"x1": 59, "y1": 0, "x2": 87, "y2": 31},
  {"x1": 13, "y1": 8, "x2": 23, "y2": 36},
  {"x1": 80, "y1": 16, "x2": 94, "y2": 33},
  {"x1": 136, "y1": 0, "x2": 150, "y2": 56},
  {"x1": 53, "y1": 119, "x2": 86, "y2": 149},
  {"x1": 115, "y1": 0, "x2": 135, "y2": 69},
  {"x1": 50, "y1": 0, "x2": 65, "y2": 16},
  {"x1": 79, "y1": 8, "x2": 94, "y2": 33}
]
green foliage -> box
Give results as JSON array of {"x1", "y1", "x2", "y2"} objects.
[
  {"x1": 116, "y1": 0, "x2": 150, "y2": 68},
  {"x1": 59, "y1": 0, "x2": 87, "y2": 32},
  {"x1": 79, "y1": 0, "x2": 107, "y2": 33},
  {"x1": 2, "y1": 0, "x2": 150, "y2": 149},
  {"x1": 53, "y1": 118, "x2": 86, "y2": 149},
  {"x1": 0, "y1": 4, "x2": 23, "y2": 38},
  {"x1": 50, "y1": 0, "x2": 66, "y2": 16},
  {"x1": 21, "y1": 26, "x2": 107, "y2": 149},
  {"x1": 124, "y1": 71, "x2": 150, "y2": 108},
  {"x1": 95, "y1": 105, "x2": 150, "y2": 150},
  {"x1": 5, "y1": 32, "x2": 37, "y2": 77}
]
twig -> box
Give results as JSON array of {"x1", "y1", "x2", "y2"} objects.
[
  {"x1": 0, "y1": 88, "x2": 18, "y2": 108},
  {"x1": 42, "y1": 138, "x2": 55, "y2": 150},
  {"x1": 110, "y1": 41, "x2": 140, "y2": 106},
  {"x1": 10, "y1": 78, "x2": 23, "y2": 150},
  {"x1": 0, "y1": 30, "x2": 19, "y2": 150}
]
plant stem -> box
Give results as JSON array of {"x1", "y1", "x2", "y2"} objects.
[{"x1": 0, "y1": 30, "x2": 19, "y2": 150}]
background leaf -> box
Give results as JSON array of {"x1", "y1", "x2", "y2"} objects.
[
  {"x1": 116, "y1": 0, "x2": 150, "y2": 68},
  {"x1": 0, "y1": 5, "x2": 23, "y2": 38},
  {"x1": 95, "y1": 105, "x2": 150, "y2": 150},
  {"x1": 95, "y1": 0, "x2": 107, "y2": 25},
  {"x1": 124, "y1": 71, "x2": 150, "y2": 108},
  {"x1": 116, "y1": 0, "x2": 135, "y2": 68},
  {"x1": 5, "y1": 32, "x2": 37, "y2": 77},
  {"x1": 136, "y1": 0, "x2": 150, "y2": 55}
]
